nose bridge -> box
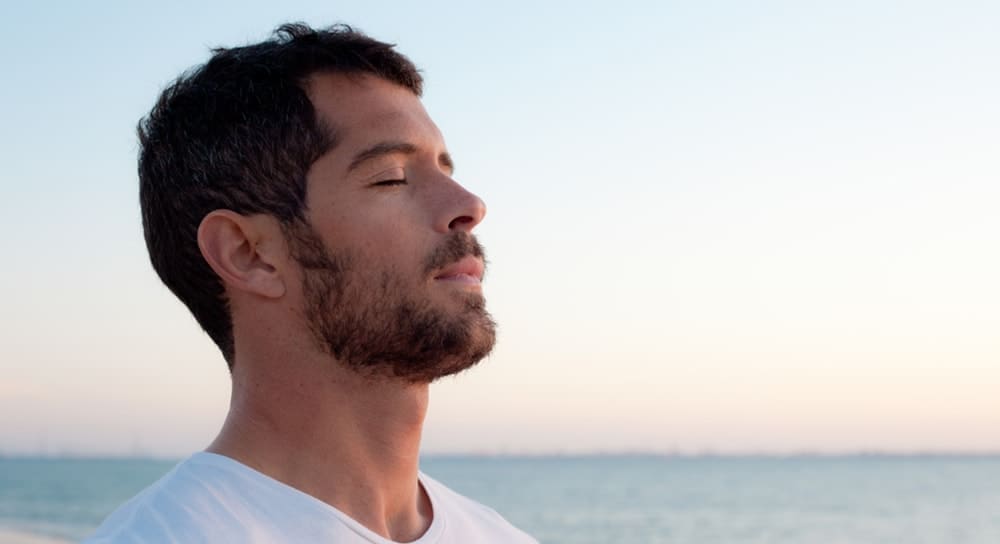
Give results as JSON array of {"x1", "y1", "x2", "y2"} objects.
[{"x1": 431, "y1": 171, "x2": 486, "y2": 233}]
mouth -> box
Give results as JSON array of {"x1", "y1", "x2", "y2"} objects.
[{"x1": 433, "y1": 255, "x2": 485, "y2": 285}]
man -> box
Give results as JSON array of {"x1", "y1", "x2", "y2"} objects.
[{"x1": 86, "y1": 23, "x2": 536, "y2": 543}]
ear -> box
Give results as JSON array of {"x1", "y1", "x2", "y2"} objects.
[{"x1": 197, "y1": 210, "x2": 287, "y2": 299}]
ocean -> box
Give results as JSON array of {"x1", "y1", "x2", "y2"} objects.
[{"x1": 1, "y1": 455, "x2": 998, "y2": 543}]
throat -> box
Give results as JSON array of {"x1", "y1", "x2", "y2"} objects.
[{"x1": 210, "y1": 362, "x2": 433, "y2": 540}]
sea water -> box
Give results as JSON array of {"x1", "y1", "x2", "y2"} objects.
[{"x1": 1, "y1": 455, "x2": 999, "y2": 543}]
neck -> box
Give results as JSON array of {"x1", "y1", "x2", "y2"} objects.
[{"x1": 208, "y1": 354, "x2": 432, "y2": 541}]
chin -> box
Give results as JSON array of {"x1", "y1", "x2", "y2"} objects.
[{"x1": 405, "y1": 313, "x2": 497, "y2": 384}]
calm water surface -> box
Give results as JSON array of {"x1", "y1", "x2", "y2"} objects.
[{"x1": 1, "y1": 455, "x2": 998, "y2": 543}]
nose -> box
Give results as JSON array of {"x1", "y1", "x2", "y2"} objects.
[{"x1": 438, "y1": 179, "x2": 487, "y2": 233}]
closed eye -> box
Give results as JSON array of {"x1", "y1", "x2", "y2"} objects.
[{"x1": 372, "y1": 178, "x2": 407, "y2": 187}]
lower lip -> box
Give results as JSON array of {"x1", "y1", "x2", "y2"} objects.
[{"x1": 434, "y1": 274, "x2": 482, "y2": 286}]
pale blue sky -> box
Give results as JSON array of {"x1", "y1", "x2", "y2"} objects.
[{"x1": 2, "y1": 1, "x2": 998, "y2": 456}]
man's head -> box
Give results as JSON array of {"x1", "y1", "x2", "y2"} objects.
[{"x1": 139, "y1": 23, "x2": 495, "y2": 381}]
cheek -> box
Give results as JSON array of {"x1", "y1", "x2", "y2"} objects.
[
  {"x1": 362, "y1": 200, "x2": 429, "y2": 245},
  {"x1": 352, "y1": 216, "x2": 410, "y2": 254},
  {"x1": 320, "y1": 195, "x2": 437, "y2": 274},
  {"x1": 349, "y1": 224, "x2": 434, "y2": 278}
]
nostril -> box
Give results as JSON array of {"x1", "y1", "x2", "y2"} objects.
[{"x1": 448, "y1": 215, "x2": 476, "y2": 230}]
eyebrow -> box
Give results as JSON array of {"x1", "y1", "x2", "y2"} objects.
[{"x1": 346, "y1": 140, "x2": 455, "y2": 174}]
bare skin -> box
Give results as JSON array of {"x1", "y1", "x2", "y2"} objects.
[
  {"x1": 197, "y1": 74, "x2": 487, "y2": 542},
  {"x1": 208, "y1": 350, "x2": 433, "y2": 541}
]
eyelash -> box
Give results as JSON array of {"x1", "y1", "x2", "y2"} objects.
[{"x1": 372, "y1": 178, "x2": 407, "y2": 187}]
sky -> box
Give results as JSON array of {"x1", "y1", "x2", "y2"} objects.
[{"x1": 1, "y1": 1, "x2": 998, "y2": 456}]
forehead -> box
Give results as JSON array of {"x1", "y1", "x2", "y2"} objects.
[{"x1": 305, "y1": 72, "x2": 443, "y2": 154}]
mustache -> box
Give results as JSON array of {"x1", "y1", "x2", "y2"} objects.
[{"x1": 425, "y1": 233, "x2": 486, "y2": 274}]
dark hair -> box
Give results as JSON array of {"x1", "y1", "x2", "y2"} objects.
[{"x1": 138, "y1": 23, "x2": 423, "y2": 368}]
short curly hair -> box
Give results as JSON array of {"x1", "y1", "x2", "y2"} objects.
[{"x1": 138, "y1": 23, "x2": 423, "y2": 368}]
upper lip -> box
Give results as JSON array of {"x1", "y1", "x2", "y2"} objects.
[{"x1": 434, "y1": 256, "x2": 485, "y2": 281}]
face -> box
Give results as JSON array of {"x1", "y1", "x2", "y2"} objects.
[{"x1": 289, "y1": 73, "x2": 495, "y2": 383}]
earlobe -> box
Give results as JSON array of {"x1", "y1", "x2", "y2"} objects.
[{"x1": 197, "y1": 211, "x2": 287, "y2": 299}]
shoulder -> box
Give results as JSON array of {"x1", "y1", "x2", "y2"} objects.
[
  {"x1": 82, "y1": 454, "x2": 252, "y2": 543},
  {"x1": 420, "y1": 472, "x2": 538, "y2": 543},
  {"x1": 82, "y1": 453, "x2": 355, "y2": 544}
]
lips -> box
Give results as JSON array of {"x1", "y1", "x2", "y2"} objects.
[{"x1": 433, "y1": 255, "x2": 485, "y2": 283}]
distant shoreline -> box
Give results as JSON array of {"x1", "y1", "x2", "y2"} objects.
[
  {"x1": 2, "y1": 451, "x2": 1000, "y2": 461},
  {"x1": 0, "y1": 528, "x2": 71, "y2": 544}
]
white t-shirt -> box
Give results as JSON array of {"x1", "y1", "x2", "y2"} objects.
[{"x1": 84, "y1": 452, "x2": 537, "y2": 543}]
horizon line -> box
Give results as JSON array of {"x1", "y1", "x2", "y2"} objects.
[{"x1": 4, "y1": 449, "x2": 1000, "y2": 461}]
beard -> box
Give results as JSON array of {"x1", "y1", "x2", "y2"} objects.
[{"x1": 285, "y1": 223, "x2": 497, "y2": 383}]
